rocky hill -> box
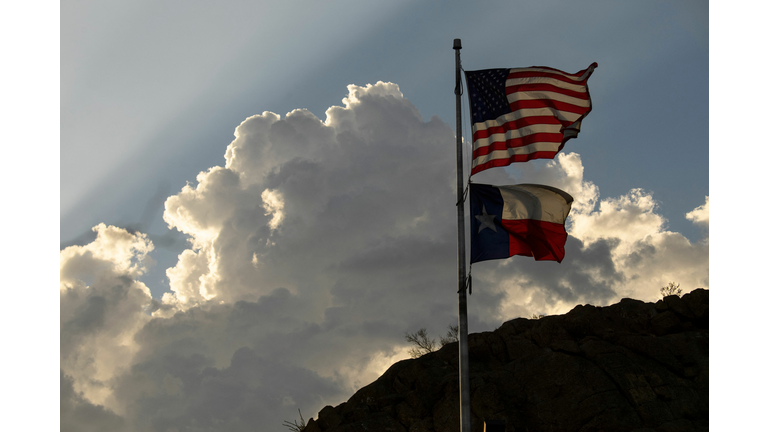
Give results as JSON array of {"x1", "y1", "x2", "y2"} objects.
[{"x1": 302, "y1": 289, "x2": 708, "y2": 432}]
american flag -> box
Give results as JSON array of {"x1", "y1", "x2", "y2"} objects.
[{"x1": 464, "y1": 63, "x2": 598, "y2": 176}]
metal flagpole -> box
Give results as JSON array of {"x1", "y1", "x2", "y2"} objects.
[{"x1": 453, "y1": 38, "x2": 471, "y2": 432}]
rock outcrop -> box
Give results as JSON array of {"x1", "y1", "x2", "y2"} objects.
[{"x1": 304, "y1": 289, "x2": 708, "y2": 432}]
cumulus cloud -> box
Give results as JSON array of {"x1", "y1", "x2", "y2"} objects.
[
  {"x1": 686, "y1": 195, "x2": 709, "y2": 232},
  {"x1": 60, "y1": 224, "x2": 155, "y2": 411},
  {"x1": 61, "y1": 82, "x2": 708, "y2": 431}
]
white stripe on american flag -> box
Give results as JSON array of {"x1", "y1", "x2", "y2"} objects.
[
  {"x1": 505, "y1": 76, "x2": 589, "y2": 93},
  {"x1": 472, "y1": 124, "x2": 563, "y2": 149},
  {"x1": 471, "y1": 109, "x2": 582, "y2": 133},
  {"x1": 472, "y1": 142, "x2": 562, "y2": 167},
  {"x1": 507, "y1": 91, "x2": 591, "y2": 107}
]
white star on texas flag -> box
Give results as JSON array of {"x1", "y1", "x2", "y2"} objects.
[{"x1": 475, "y1": 205, "x2": 498, "y2": 233}]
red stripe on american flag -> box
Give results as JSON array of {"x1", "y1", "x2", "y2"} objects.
[
  {"x1": 505, "y1": 83, "x2": 590, "y2": 100},
  {"x1": 507, "y1": 63, "x2": 597, "y2": 81},
  {"x1": 472, "y1": 118, "x2": 565, "y2": 141},
  {"x1": 506, "y1": 71, "x2": 591, "y2": 86},
  {"x1": 532, "y1": 63, "x2": 597, "y2": 75},
  {"x1": 472, "y1": 133, "x2": 564, "y2": 156},
  {"x1": 508, "y1": 99, "x2": 590, "y2": 115},
  {"x1": 471, "y1": 151, "x2": 561, "y2": 176}
]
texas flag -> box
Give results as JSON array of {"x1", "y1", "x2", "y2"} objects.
[{"x1": 470, "y1": 183, "x2": 574, "y2": 264}]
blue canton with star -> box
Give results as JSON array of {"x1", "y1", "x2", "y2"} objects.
[
  {"x1": 469, "y1": 183, "x2": 510, "y2": 264},
  {"x1": 464, "y1": 69, "x2": 512, "y2": 124}
]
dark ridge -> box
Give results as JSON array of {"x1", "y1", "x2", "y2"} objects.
[{"x1": 304, "y1": 288, "x2": 708, "y2": 432}]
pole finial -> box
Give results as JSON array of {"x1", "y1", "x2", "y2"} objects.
[{"x1": 453, "y1": 38, "x2": 462, "y2": 50}]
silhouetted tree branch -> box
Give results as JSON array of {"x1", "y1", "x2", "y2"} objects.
[
  {"x1": 282, "y1": 409, "x2": 305, "y2": 432},
  {"x1": 660, "y1": 282, "x2": 682, "y2": 298},
  {"x1": 404, "y1": 328, "x2": 436, "y2": 358},
  {"x1": 439, "y1": 324, "x2": 459, "y2": 347},
  {"x1": 406, "y1": 325, "x2": 462, "y2": 358}
]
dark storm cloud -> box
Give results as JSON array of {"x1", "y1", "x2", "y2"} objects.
[
  {"x1": 111, "y1": 345, "x2": 345, "y2": 432},
  {"x1": 496, "y1": 237, "x2": 622, "y2": 307},
  {"x1": 61, "y1": 371, "x2": 127, "y2": 432},
  {"x1": 107, "y1": 287, "x2": 394, "y2": 432}
]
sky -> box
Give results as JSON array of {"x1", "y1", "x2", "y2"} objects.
[
  {"x1": 7, "y1": 0, "x2": 766, "y2": 430},
  {"x1": 60, "y1": 0, "x2": 713, "y2": 301}
]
